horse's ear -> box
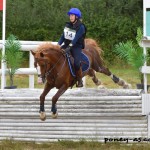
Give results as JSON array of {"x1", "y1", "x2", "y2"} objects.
[
  {"x1": 31, "y1": 50, "x2": 36, "y2": 56},
  {"x1": 40, "y1": 52, "x2": 44, "y2": 57}
]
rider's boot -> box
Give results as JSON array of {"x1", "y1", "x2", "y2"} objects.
[{"x1": 76, "y1": 67, "x2": 83, "y2": 87}]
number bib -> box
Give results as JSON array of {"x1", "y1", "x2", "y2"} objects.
[{"x1": 64, "y1": 27, "x2": 76, "y2": 41}]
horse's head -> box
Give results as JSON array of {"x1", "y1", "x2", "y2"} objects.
[
  {"x1": 31, "y1": 50, "x2": 51, "y2": 83},
  {"x1": 31, "y1": 43, "x2": 64, "y2": 84}
]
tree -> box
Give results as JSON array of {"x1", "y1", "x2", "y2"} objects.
[
  {"x1": 0, "y1": 0, "x2": 143, "y2": 63},
  {"x1": 0, "y1": 34, "x2": 23, "y2": 87}
]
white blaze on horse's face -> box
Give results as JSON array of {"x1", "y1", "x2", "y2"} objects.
[
  {"x1": 37, "y1": 64, "x2": 43, "y2": 84},
  {"x1": 37, "y1": 64, "x2": 41, "y2": 75}
]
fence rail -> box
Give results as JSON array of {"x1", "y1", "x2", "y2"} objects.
[
  {"x1": 0, "y1": 41, "x2": 58, "y2": 88},
  {"x1": 0, "y1": 40, "x2": 87, "y2": 88},
  {"x1": 0, "y1": 89, "x2": 147, "y2": 142}
]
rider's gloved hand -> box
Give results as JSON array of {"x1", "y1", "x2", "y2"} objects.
[{"x1": 65, "y1": 43, "x2": 73, "y2": 53}]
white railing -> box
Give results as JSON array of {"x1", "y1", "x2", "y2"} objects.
[
  {"x1": 140, "y1": 38, "x2": 150, "y2": 93},
  {"x1": 0, "y1": 41, "x2": 57, "y2": 88},
  {"x1": 0, "y1": 40, "x2": 86, "y2": 88},
  {"x1": 142, "y1": 0, "x2": 150, "y2": 93}
]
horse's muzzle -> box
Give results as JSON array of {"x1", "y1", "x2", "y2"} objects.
[{"x1": 38, "y1": 75, "x2": 46, "y2": 84}]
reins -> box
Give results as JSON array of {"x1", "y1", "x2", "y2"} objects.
[
  {"x1": 44, "y1": 55, "x2": 64, "y2": 77},
  {"x1": 41, "y1": 51, "x2": 67, "y2": 80}
]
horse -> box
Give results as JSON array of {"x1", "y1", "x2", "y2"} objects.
[{"x1": 31, "y1": 38, "x2": 131, "y2": 121}]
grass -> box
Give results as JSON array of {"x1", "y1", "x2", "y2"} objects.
[
  {"x1": 1, "y1": 140, "x2": 150, "y2": 150},
  {"x1": 86, "y1": 65, "x2": 140, "y2": 89},
  {"x1": 3, "y1": 63, "x2": 149, "y2": 90}
]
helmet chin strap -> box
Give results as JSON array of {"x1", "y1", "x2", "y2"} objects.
[{"x1": 72, "y1": 16, "x2": 78, "y2": 24}]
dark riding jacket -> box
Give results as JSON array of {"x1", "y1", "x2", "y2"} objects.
[{"x1": 58, "y1": 20, "x2": 86, "y2": 49}]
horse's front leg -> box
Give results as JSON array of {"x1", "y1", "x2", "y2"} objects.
[
  {"x1": 51, "y1": 84, "x2": 68, "y2": 119},
  {"x1": 39, "y1": 82, "x2": 53, "y2": 121}
]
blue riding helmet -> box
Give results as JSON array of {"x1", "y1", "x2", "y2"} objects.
[{"x1": 67, "y1": 8, "x2": 81, "y2": 18}]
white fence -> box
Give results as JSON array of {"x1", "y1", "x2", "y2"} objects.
[
  {"x1": 141, "y1": 0, "x2": 150, "y2": 93},
  {"x1": 0, "y1": 40, "x2": 57, "y2": 88},
  {"x1": 0, "y1": 40, "x2": 85, "y2": 88},
  {"x1": 140, "y1": 39, "x2": 150, "y2": 94},
  {"x1": 0, "y1": 88, "x2": 147, "y2": 142}
]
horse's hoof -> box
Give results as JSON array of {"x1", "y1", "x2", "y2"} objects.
[
  {"x1": 117, "y1": 79, "x2": 125, "y2": 86},
  {"x1": 98, "y1": 84, "x2": 106, "y2": 89},
  {"x1": 51, "y1": 112, "x2": 58, "y2": 119},
  {"x1": 40, "y1": 112, "x2": 46, "y2": 121},
  {"x1": 123, "y1": 83, "x2": 132, "y2": 89},
  {"x1": 96, "y1": 80, "x2": 101, "y2": 86}
]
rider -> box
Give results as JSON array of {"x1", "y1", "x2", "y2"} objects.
[{"x1": 58, "y1": 8, "x2": 86, "y2": 87}]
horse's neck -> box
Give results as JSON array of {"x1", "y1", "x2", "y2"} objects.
[{"x1": 49, "y1": 50, "x2": 65, "y2": 65}]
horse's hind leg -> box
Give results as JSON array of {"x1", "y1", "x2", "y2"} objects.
[
  {"x1": 51, "y1": 84, "x2": 68, "y2": 119},
  {"x1": 87, "y1": 69, "x2": 101, "y2": 86},
  {"x1": 39, "y1": 82, "x2": 53, "y2": 121},
  {"x1": 92, "y1": 60, "x2": 131, "y2": 88},
  {"x1": 98, "y1": 66, "x2": 131, "y2": 89}
]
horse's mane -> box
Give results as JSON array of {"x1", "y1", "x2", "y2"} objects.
[{"x1": 36, "y1": 42, "x2": 61, "y2": 53}]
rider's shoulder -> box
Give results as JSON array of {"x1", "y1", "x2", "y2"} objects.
[{"x1": 79, "y1": 23, "x2": 86, "y2": 31}]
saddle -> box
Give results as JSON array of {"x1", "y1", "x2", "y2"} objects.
[{"x1": 66, "y1": 52, "x2": 90, "y2": 77}]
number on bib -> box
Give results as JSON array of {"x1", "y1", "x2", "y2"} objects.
[{"x1": 64, "y1": 27, "x2": 76, "y2": 40}]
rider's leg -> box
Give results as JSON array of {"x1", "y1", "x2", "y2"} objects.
[
  {"x1": 71, "y1": 46, "x2": 83, "y2": 87},
  {"x1": 75, "y1": 66, "x2": 83, "y2": 87}
]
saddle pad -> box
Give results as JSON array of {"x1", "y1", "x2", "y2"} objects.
[{"x1": 66, "y1": 52, "x2": 90, "y2": 77}]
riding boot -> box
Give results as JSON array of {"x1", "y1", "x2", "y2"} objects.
[{"x1": 76, "y1": 67, "x2": 83, "y2": 87}]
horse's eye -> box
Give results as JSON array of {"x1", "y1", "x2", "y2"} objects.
[{"x1": 40, "y1": 52, "x2": 44, "y2": 57}]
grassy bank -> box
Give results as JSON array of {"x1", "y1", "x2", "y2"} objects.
[{"x1": 1, "y1": 140, "x2": 150, "y2": 150}]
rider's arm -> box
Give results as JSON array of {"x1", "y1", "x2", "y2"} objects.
[
  {"x1": 71, "y1": 25, "x2": 85, "y2": 46},
  {"x1": 58, "y1": 33, "x2": 65, "y2": 45}
]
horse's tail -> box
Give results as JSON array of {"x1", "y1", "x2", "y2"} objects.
[
  {"x1": 84, "y1": 38, "x2": 104, "y2": 66},
  {"x1": 85, "y1": 38, "x2": 131, "y2": 89},
  {"x1": 85, "y1": 38, "x2": 102, "y2": 53}
]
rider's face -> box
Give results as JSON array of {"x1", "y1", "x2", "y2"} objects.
[{"x1": 69, "y1": 14, "x2": 76, "y2": 23}]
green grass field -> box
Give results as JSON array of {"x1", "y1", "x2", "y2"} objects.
[
  {"x1": 4, "y1": 64, "x2": 150, "y2": 90},
  {"x1": 1, "y1": 140, "x2": 150, "y2": 150}
]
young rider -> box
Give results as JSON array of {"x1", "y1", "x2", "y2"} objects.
[{"x1": 58, "y1": 8, "x2": 86, "y2": 87}]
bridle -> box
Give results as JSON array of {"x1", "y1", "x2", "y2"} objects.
[{"x1": 35, "y1": 54, "x2": 66, "y2": 83}]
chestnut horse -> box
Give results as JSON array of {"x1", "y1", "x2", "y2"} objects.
[{"x1": 31, "y1": 38, "x2": 131, "y2": 121}]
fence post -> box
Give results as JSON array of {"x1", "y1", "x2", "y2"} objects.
[
  {"x1": 29, "y1": 51, "x2": 35, "y2": 88},
  {"x1": 148, "y1": 115, "x2": 150, "y2": 138}
]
